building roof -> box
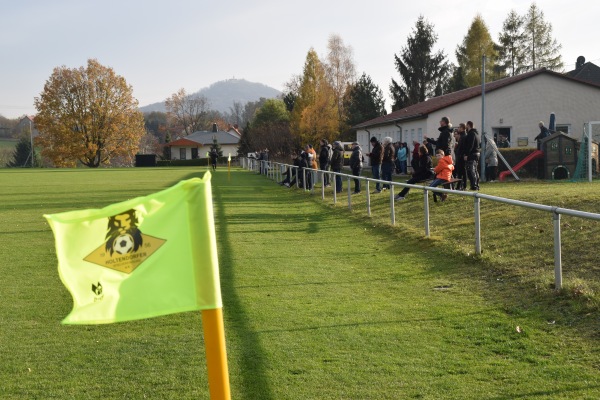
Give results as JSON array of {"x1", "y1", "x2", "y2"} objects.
[
  {"x1": 354, "y1": 68, "x2": 600, "y2": 130},
  {"x1": 566, "y1": 62, "x2": 600, "y2": 85},
  {"x1": 168, "y1": 130, "x2": 240, "y2": 147}
]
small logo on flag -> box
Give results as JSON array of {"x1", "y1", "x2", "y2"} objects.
[{"x1": 84, "y1": 209, "x2": 166, "y2": 274}]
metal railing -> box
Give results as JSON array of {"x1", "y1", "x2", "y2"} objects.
[{"x1": 240, "y1": 158, "x2": 600, "y2": 290}]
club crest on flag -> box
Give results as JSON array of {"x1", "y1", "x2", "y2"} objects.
[{"x1": 84, "y1": 209, "x2": 166, "y2": 274}]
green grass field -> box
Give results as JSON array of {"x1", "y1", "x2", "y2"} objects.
[{"x1": 1, "y1": 167, "x2": 599, "y2": 399}]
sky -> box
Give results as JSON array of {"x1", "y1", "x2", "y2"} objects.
[{"x1": 1, "y1": 0, "x2": 597, "y2": 119}]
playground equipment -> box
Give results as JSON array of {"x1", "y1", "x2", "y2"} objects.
[{"x1": 498, "y1": 150, "x2": 543, "y2": 181}]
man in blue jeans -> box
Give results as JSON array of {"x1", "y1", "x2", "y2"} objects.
[{"x1": 367, "y1": 136, "x2": 383, "y2": 193}]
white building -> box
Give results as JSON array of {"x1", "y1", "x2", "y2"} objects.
[
  {"x1": 354, "y1": 68, "x2": 600, "y2": 163},
  {"x1": 167, "y1": 126, "x2": 241, "y2": 160}
]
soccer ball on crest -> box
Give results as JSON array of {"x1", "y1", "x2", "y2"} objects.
[{"x1": 113, "y1": 234, "x2": 134, "y2": 255}]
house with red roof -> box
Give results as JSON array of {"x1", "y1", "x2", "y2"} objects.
[
  {"x1": 353, "y1": 68, "x2": 600, "y2": 165},
  {"x1": 167, "y1": 124, "x2": 241, "y2": 160}
]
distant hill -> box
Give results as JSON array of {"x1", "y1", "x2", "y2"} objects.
[{"x1": 139, "y1": 79, "x2": 282, "y2": 114}]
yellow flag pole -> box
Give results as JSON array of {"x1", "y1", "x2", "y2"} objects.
[{"x1": 201, "y1": 308, "x2": 231, "y2": 400}]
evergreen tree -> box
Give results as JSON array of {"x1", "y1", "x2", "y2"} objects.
[
  {"x1": 7, "y1": 136, "x2": 35, "y2": 167},
  {"x1": 237, "y1": 122, "x2": 254, "y2": 156},
  {"x1": 210, "y1": 136, "x2": 223, "y2": 157},
  {"x1": 455, "y1": 15, "x2": 500, "y2": 87},
  {"x1": 522, "y1": 2, "x2": 563, "y2": 71},
  {"x1": 498, "y1": 10, "x2": 527, "y2": 76},
  {"x1": 344, "y1": 73, "x2": 387, "y2": 133},
  {"x1": 390, "y1": 16, "x2": 450, "y2": 110},
  {"x1": 448, "y1": 65, "x2": 468, "y2": 92}
]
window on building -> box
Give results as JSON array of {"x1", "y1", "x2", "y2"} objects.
[
  {"x1": 556, "y1": 124, "x2": 571, "y2": 134},
  {"x1": 418, "y1": 128, "x2": 422, "y2": 144},
  {"x1": 180, "y1": 148, "x2": 186, "y2": 160}
]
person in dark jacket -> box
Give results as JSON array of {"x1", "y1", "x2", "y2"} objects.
[
  {"x1": 318, "y1": 139, "x2": 332, "y2": 187},
  {"x1": 395, "y1": 145, "x2": 433, "y2": 200},
  {"x1": 349, "y1": 142, "x2": 363, "y2": 194},
  {"x1": 534, "y1": 121, "x2": 550, "y2": 149},
  {"x1": 381, "y1": 137, "x2": 395, "y2": 190},
  {"x1": 282, "y1": 152, "x2": 300, "y2": 187},
  {"x1": 453, "y1": 123, "x2": 467, "y2": 190},
  {"x1": 411, "y1": 140, "x2": 420, "y2": 170},
  {"x1": 330, "y1": 141, "x2": 344, "y2": 193},
  {"x1": 463, "y1": 121, "x2": 481, "y2": 190},
  {"x1": 210, "y1": 149, "x2": 219, "y2": 171},
  {"x1": 367, "y1": 136, "x2": 383, "y2": 192},
  {"x1": 425, "y1": 116, "x2": 453, "y2": 156}
]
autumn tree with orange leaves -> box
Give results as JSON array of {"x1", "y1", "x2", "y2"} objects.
[{"x1": 34, "y1": 59, "x2": 145, "y2": 167}]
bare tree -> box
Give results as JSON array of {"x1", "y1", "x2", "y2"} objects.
[
  {"x1": 165, "y1": 88, "x2": 211, "y2": 136},
  {"x1": 229, "y1": 101, "x2": 244, "y2": 127},
  {"x1": 324, "y1": 34, "x2": 357, "y2": 133}
]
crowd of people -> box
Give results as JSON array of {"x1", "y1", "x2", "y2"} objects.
[{"x1": 272, "y1": 116, "x2": 512, "y2": 202}]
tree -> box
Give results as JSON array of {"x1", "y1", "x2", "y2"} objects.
[
  {"x1": 324, "y1": 34, "x2": 357, "y2": 135},
  {"x1": 163, "y1": 131, "x2": 171, "y2": 160},
  {"x1": 34, "y1": 59, "x2": 145, "y2": 168},
  {"x1": 344, "y1": 73, "x2": 386, "y2": 135},
  {"x1": 165, "y1": 88, "x2": 211, "y2": 136},
  {"x1": 228, "y1": 101, "x2": 244, "y2": 127},
  {"x1": 522, "y1": 2, "x2": 563, "y2": 71},
  {"x1": 498, "y1": 10, "x2": 527, "y2": 76},
  {"x1": 455, "y1": 15, "x2": 501, "y2": 87},
  {"x1": 290, "y1": 49, "x2": 338, "y2": 145},
  {"x1": 390, "y1": 16, "x2": 450, "y2": 110},
  {"x1": 250, "y1": 99, "x2": 294, "y2": 157},
  {"x1": 210, "y1": 136, "x2": 223, "y2": 157},
  {"x1": 448, "y1": 65, "x2": 468, "y2": 92},
  {"x1": 6, "y1": 136, "x2": 36, "y2": 167},
  {"x1": 237, "y1": 122, "x2": 254, "y2": 156}
]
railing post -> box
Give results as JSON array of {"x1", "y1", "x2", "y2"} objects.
[
  {"x1": 321, "y1": 171, "x2": 325, "y2": 200},
  {"x1": 347, "y1": 177, "x2": 352, "y2": 210},
  {"x1": 553, "y1": 211, "x2": 563, "y2": 290},
  {"x1": 332, "y1": 173, "x2": 337, "y2": 204},
  {"x1": 303, "y1": 169, "x2": 307, "y2": 191},
  {"x1": 366, "y1": 181, "x2": 371, "y2": 217},
  {"x1": 474, "y1": 194, "x2": 481, "y2": 255},
  {"x1": 424, "y1": 189, "x2": 430, "y2": 237},
  {"x1": 390, "y1": 185, "x2": 395, "y2": 225},
  {"x1": 311, "y1": 170, "x2": 315, "y2": 195}
]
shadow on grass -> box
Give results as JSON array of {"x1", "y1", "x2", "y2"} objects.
[
  {"x1": 294, "y1": 179, "x2": 600, "y2": 341},
  {"x1": 488, "y1": 384, "x2": 600, "y2": 400},
  {"x1": 211, "y1": 173, "x2": 275, "y2": 400}
]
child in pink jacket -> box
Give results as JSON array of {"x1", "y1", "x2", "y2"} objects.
[{"x1": 430, "y1": 149, "x2": 454, "y2": 202}]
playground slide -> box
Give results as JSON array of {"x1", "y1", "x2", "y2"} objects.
[{"x1": 498, "y1": 150, "x2": 544, "y2": 181}]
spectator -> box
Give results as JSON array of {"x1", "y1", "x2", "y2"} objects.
[
  {"x1": 423, "y1": 140, "x2": 434, "y2": 159},
  {"x1": 367, "y1": 136, "x2": 383, "y2": 193},
  {"x1": 281, "y1": 152, "x2": 300, "y2": 187},
  {"x1": 453, "y1": 123, "x2": 467, "y2": 190},
  {"x1": 497, "y1": 134, "x2": 510, "y2": 148},
  {"x1": 381, "y1": 137, "x2": 395, "y2": 190},
  {"x1": 397, "y1": 142, "x2": 408, "y2": 175},
  {"x1": 330, "y1": 141, "x2": 344, "y2": 193},
  {"x1": 411, "y1": 140, "x2": 420, "y2": 171},
  {"x1": 485, "y1": 141, "x2": 498, "y2": 182},
  {"x1": 425, "y1": 116, "x2": 453, "y2": 156},
  {"x1": 298, "y1": 151, "x2": 312, "y2": 189},
  {"x1": 349, "y1": 141, "x2": 363, "y2": 194},
  {"x1": 430, "y1": 148, "x2": 454, "y2": 202},
  {"x1": 395, "y1": 145, "x2": 433, "y2": 201},
  {"x1": 463, "y1": 121, "x2": 481, "y2": 191},
  {"x1": 319, "y1": 139, "x2": 332, "y2": 187},
  {"x1": 534, "y1": 121, "x2": 550, "y2": 149}
]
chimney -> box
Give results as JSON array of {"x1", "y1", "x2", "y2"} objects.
[
  {"x1": 576, "y1": 56, "x2": 586, "y2": 69},
  {"x1": 212, "y1": 123, "x2": 218, "y2": 132}
]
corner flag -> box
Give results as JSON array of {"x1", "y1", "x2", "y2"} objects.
[{"x1": 44, "y1": 174, "x2": 222, "y2": 325}]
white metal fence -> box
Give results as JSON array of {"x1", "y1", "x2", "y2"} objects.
[{"x1": 240, "y1": 157, "x2": 600, "y2": 290}]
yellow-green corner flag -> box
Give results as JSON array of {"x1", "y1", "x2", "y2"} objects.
[{"x1": 44, "y1": 174, "x2": 222, "y2": 325}]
